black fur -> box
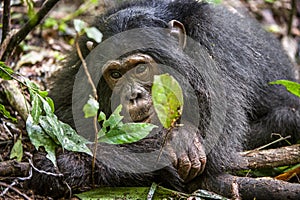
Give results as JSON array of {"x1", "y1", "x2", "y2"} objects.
[{"x1": 28, "y1": 0, "x2": 300, "y2": 199}]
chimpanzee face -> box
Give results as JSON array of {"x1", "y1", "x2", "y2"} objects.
[{"x1": 102, "y1": 53, "x2": 159, "y2": 123}]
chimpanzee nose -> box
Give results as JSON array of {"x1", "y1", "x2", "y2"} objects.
[
  {"x1": 125, "y1": 87, "x2": 143, "y2": 102},
  {"x1": 129, "y1": 91, "x2": 138, "y2": 100},
  {"x1": 128, "y1": 90, "x2": 143, "y2": 101}
]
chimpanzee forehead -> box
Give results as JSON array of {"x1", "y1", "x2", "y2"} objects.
[
  {"x1": 102, "y1": 53, "x2": 156, "y2": 74},
  {"x1": 104, "y1": 7, "x2": 168, "y2": 33}
]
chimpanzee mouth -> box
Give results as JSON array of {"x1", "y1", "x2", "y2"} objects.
[
  {"x1": 134, "y1": 112, "x2": 154, "y2": 123},
  {"x1": 129, "y1": 109, "x2": 154, "y2": 123},
  {"x1": 127, "y1": 102, "x2": 154, "y2": 123}
]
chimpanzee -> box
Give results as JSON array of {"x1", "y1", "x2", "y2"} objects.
[{"x1": 27, "y1": 0, "x2": 300, "y2": 199}]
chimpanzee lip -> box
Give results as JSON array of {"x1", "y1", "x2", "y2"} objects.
[{"x1": 133, "y1": 112, "x2": 153, "y2": 123}]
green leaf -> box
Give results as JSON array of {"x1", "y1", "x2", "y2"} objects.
[
  {"x1": 41, "y1": 96, "x2": 54, "y2": 115},
  {"x1": 10, "y1": 136, "x2": 23, "y2": 162},
  {"x1": 91, "y1": 0, "x2": 99, "y2": 4},
  {"x1": 83, "y1": 96, "x2": 99, "y2": 118},
  {"x1": 120, "y1": 123, "x2": 157, "y2": 143},
  {"x1": 98, "y1": 112, "x2": 106, "y2": 122},
  {"x1": 85, "y1": 27, "x2": 103, "y2": 43},
  {"x1": 74, "y1": 19, "x2": 87, "y2": 33},
  {"x1": 25, "y1": 79, "x2": 40, "y2": 98},
  {"x1": 75, "y1": 185, "x2": 190, "y2": 199},
  {"x1": 59, "y1": 122, "x2": 92, "y2": 155},
  {"x1": 26, "y1": 115, "x2": 58, "y2": 166},
  {"x1": 264, "y1": 0, "x2": 276, "y2": 3},
  {"x1": 102, "y1": 105, "x2": 123, "y2": 130},
  {"x1": 205, "y1": 0, "x2": 222, "y2": 4},
  {"x1": 38, "y1": 90, "x2": 48, "y2": 98},
  {"x1": 99, "y1": 123, "x2": 157, "y2": 144},
  {"x1": 45, "y1": 97, "x2": 55, "y2": 113},
  {"x1": 98, "y1": 105, "x2": 156, "y2": 144},
  {"x1": 39, "y1": 115, "x2": 92, "y2": 156},
  {"x1": 31, "y1": 94, "x2": 43, "y2": 124},
  {"x1": 43, "y1": 17, "x2": 58, "y2": 29},
  {"x1": 39, "y1": 116, "x2": 60, "y2": 144},
  {"x1": 152, "y1": 74, "x2": 184, "y2": 128},
  {"x1": 0, "y1": 104, "x2": 17, "y2": 122},
  {"x1": 270, "y1": 80, "x2": 300, "y2": 98},
  {"x1": 0, "y1": 62, "x2": 13, "y2": 80}
]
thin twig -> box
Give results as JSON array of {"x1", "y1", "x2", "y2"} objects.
[
  {"x1": 0, "y1": 181, "x2": 32, "y2": 200},
  {"x1": 243, "y1": 135, "x2": 291, "y2": 154},
  {"x1": 28, "y1": 158, "x2": 63, "y2": 177},
  {"x1": 156, "y1": 128, "x2": 172, "y2": 164},
  {"x1": 75, "y1": 37, "x2": 99, "y2": 187},
  {"x1": 63, "y1": 180, "x2": 72, "y2": 199},
  {"x1": 75, "y1": 38, "x2": 98, "y2": 99}
]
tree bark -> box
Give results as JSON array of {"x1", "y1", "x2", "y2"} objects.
[{"x1": 235, "y1": 144, "x2": 300, "y2": 170}]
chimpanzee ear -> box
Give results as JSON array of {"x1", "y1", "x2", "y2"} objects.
[{"x1": 168, "y1": 20, "x2": 187, "y2": 49}]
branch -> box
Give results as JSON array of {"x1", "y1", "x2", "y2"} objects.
[
  {"x1": 194, "y1": 174, "x2": 300, "y2": 200},
  {"x1": 0, "y1": 160, "x2": 30, "y2": 177},
  {"x1": 1, "y1": 0, "x2": 11, "y2": 44},
  {"x1": 0, "y1": 0, "x2": 61, "y2": 61},
  {"x1": 237, "y1": 144, "x2": 300, "y2": 170}
]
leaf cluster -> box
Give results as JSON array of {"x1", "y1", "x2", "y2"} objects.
[
  {"x1": 26, "y1": 80, "x2": 92, "y2": 166},
  {"x1": 97, "y1": 105, "x2": 157, "y2": 144}
]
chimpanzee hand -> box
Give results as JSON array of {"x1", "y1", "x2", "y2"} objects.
[{"x1": 164, "y1": 123, "x2": 207, "y2": 183}]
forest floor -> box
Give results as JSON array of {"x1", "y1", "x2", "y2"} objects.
[{"x1": 0, "y1": 0, "x2": 299, "y2": 199}]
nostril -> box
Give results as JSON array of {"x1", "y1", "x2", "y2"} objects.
[
  {"x1": 128, "y1": 91, "x2": 143, "y2": 100},
  {"x1": 127, "y1": 92, "x2": 143, "y2": 105},
  {"x1": 130, "y1": 92, "x2": 138, "y2": 100}
]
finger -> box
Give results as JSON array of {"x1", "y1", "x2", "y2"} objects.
[
  {"x1": 165, "y1": 143, "x2": 178, "y2": 167},
  {"x1": 193, "y1": 137, "x2": 206, "y2": 174},
  {"x1": 185, "y1": 148, "x2": 202, "y2": 182},
  {"x1": 178, "y1": 154, "x2": 191, "y2": 181}
]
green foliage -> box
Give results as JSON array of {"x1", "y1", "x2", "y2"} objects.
[
  {"x1": 152, "y1": 74, "x2": 184, "y2": 129},
  {"x1": 10, "y1": 135, "x2": 23, "y2": 162},
  {"x1": 24, "y1": 0, "x2": 38, "y2": 25},
  {"x1": 43, "y1": 18, "x2": 68, "y2": 33},
  {"x1": 83, "y1": 96, "x2": 99, "y2": 118},
  {"x1": 270, "y1": 80, "x2": 300, "y2": 98},
  {"x1": 74, "y1": 19, "x2": 87, "y2": 33},
  {"x1": 0, "y1": 62, "x2": 17, "y2": 122},
  {"x1": 24, "y1": 0, "x2": 35, "y2": 19},
  {"x1": 205, "y1": 0, "x2": 222, "y2": 4},
  {"x1": 0, "y1": 58, "x2": 91, "y2": 166},
  {"x1": 264, "y1": 0, "x2": 276, "y2": 3},
  {"x1": 98, "y1": 105, "x2": 157, "y2": 144},
  {"x1": 75, "y1": 185, "x2": 189, "y2": 199},
  {"x1": 0, "y1": 104, "x2": 17, "y2": 122},
  {"x1": 75, "y1": 185, "x2": 227, "y2": 199},
  {"x1": 0, "y1": 62, "x2": 14, "y2": 80},
  {"x1": 26, "y1": 115, "x2": 57, "y2": 165},
  {"x1": 26, "y1": 80, "x2": 92, "y2": 166},
  {"x1": 86, "y1": 27, "x2": 103, "y2": 43},
  {"x1": 74, "y1": 19, "x2": 103, "y2": 43}
]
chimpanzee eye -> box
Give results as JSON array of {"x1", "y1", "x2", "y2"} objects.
[
  {"x1": 110, "y1": 71, "x2": 122, "y2": 79},
  {"x1": 135, "y1": 64, "x2": 148, "y2": 74}
]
